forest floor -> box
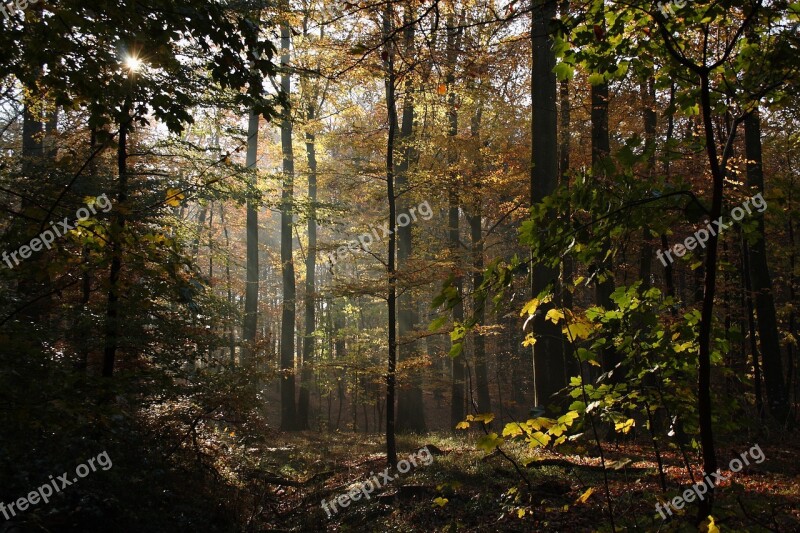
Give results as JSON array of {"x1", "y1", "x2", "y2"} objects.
[{"x1": 249, "y1": 431, "x2": 800, "y2": 532}]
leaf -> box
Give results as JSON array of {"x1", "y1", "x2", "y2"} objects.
[
  {"x1": 166, "y1": 188, "x2": 185, "y2": 207},
  {"x1": 520, "y1": 295, "x2": 551, "y2": 317},
  {"x1": 428, "y1": 315, "x2": 448, "y2": 332},
  {"x1": 557, "y1": 411, "x2": 579, "y2": 425},
  {"x1": 522, "y1": 333, "x2": 537, "y2": 347},
  {"x1": 471, "y1": 413, "x2": 495, "y2": 424},
  {"x1": 545, "y1": 309, "x2": 565, "y2": 324},
  {"x1": 476, "y1": 432, "x2": 504, "y2": 452},
  {"x1": 575, "y1": 487, "x2": 594, "y2": 504},
  {"x1": 517, "y1": 508, "x2": 526, "y2": 518},
  {"x1": 615, "y1": 418, "x2": 635, "y2": 434},
  {"x1": 701, "y1": 515, "x2": 720, "y2": 533},
  {"x1": 564, "y1": 320, "x2": 593, "y2": 340},
  {"x1": 502, "y1": 422, "x2": 526, "y2": 438},
  {"x1": 455, "y1": 421, "x2": 470, "y2": 430},
  {"x1": 437, "y1": 83, "x2": 447, "y2": 96},
  {"x1": 553, "y1": 62, "x2": 574, "y2": 81},
  {"x1": 448, "y1": 343, "x2": 463, "y2": 358},
  {"x1": 527, "y1": 431, "x2": 551, "y2": 447},
  {"x1": 433, "y1": 497, "x2": 449, "y2": 507},
  {"x1": 588, "y1": 72, "x2": 606, "y2": 86}
]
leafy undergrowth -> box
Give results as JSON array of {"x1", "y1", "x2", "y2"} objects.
[{"x1": 248, "y1": 432, "x2": 800, "y2": 532}]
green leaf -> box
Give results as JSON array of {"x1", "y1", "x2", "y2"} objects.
[
  {"x1": 448, "y1": 343, "x2": 463, "y2": 358},
  {"x1": 588, "y1": 72, "x2": 606, "y2": 86},
  {"x1": 428, "y1": 315, "x2": 448, "y2": 332},
  {"x1": 476, "y1": 432, "x2": 504, "y2": 452},
  {"x1": 554, "y1": 62, "x2": 574, "y2": 81}
]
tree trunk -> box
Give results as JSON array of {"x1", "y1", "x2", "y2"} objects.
[
  {"x1": 382, "y1": 2, "x2": 398, "y2": 466},
  {"x1": 102, "y1": 101, "x2": 130, "y2": 377},
  {"x1": 744, "y1": 109, "x2": 789, "y2": 425},
  {"x1": 242, "y1": 110, "x2": 260, "y2": 365},
  {"x1": 694, "y1": 70, "x2": 721, "y2": 521},
  {"x1": 530, "y1": 0, "x2": 563, "y2": 409},
  {"x1": 470, "y1": 210, "x2": 491, "y2": 414},
  {"x1": 298, "y1": 102, "x2": 318, "y2": 430},
  {"x1": 279, "y1": 14, "x2": 298, "y2": 431},
  {"x1": 18, "y1": 96, "x2": 48, "y2": 320},
  {"x1": 395, "y1": 3, "x2": 426, "y2": 434},
  {"x1": 446, "y1": 12, "x2": 466, "y2": 430}
]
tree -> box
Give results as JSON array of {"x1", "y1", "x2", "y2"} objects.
[
  {"x1": 530, "y1": 0, "x2": 563, "y2": 409},
  {"x1": 279, "y1": 3, "x2": 298, "y2": 430}
]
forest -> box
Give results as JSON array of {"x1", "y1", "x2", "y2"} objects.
[{"x1": 0, "y1": 0, "x2": 799, "y2": 531}]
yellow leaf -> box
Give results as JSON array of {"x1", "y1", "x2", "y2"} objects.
[
  {"x1": 701, "y1": 515, "x2": 720, "y2": 533},
  {"x1": 545, "y1": 308, "x2": 565, "y2": 324},
  {"x1": 615, "y1": 418, "x2": 635, "y2": 434},
  {"x1": 455, "y1": 421, "x2": 470, "y2": 430},
  {"x1": 502, "y1": 422, "x2": 526, "y2": 437},
  {"x1": 166, "y1": 188, "x2": 185, "y2": 207},
  {"x1": 517, "y1": 508, "x2": 526, "y2": 518},
  {"x1": 520, "y1": 294, "x2": 552, "y2": 317},
  {"x1": 433, "y1": 497, "x2": 449, "y2": 507},
  {"x1": 522, "y1": 333, "x2": 537, "y2": 347},
  {"x1": 472, "y1": 413, "x2": 495, "y2": 424},
  {"x1": 575, "y1": 487, "x2": 594, "y2": 504},
  {"x1": 563, "y1": 320, "x2": 593, "y2": 340}
]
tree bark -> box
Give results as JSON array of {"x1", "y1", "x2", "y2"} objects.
[
  {"x1": 382, "y1": 2, "x2": 399, "y2": 466},
  {"x1": 744, "y1": 109, "x2": 789, "y2": 424},
  {"x1": 446, "y1": 12, "x2": 466, "y2": 430},
  {"x1": 242, "y1": 110, "x2": 260, "y2": 365},
  {"x1": 102, "y1": 100, "x2": 130, "y2": 377},
  {"x1": 298, "y1": 102, "x2": 318, "y2": 430},
  {"x1": 279, "y1": 14, "x2": 298, "y2": 431},
  {"x1": 530, "y1": 0, "x2": 563, "y2": 409},
  {"x1": 395, "y1": 2, "x2": 426, "y2": 433}
]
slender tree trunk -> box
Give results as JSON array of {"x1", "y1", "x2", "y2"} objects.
[
  {"x1": 18, "y1": 96, "x2": 47, "y2": 320},
  {"x1": 446, "y1": 13, "x2": 466, "y2": 430},
  {"x1": 640, "y1": 76, "x2": 657, "y2": 287},
  {"x1": 470, "y1": 210, "x2": 491, "y2": 414},
  {"x1": 395, "y1": 2, "x2": 426, "y2": 433},
  {"x1": 531, "y1": 0, "x2": 563, "y2": 409},
  {"x1": 694, "y1": 70, "x2": 721, "y2": 521},
  {"x1": 467, "y1": 101, "x2": 490, "y2": 415},
  {"x1": 382, "y1": 2, "x2": 398, "y2": 466},
  {"x1": 298, "y1": 103, "x2": 318, "y2": 430},
  {"x1": 242, "y1": 110, "x2": 260, "y2": 364},
  {"x1": 279, "y1": 14, "x2": 298, "y2": 431},
  {"x1": 742, "y1": 239, "x2": 765, "y2": 418},
  {"x1": 219, "y1": 205, "x2": 236, "y2": 365},
  {"x1": 102, "y1": 101, "x2": 130, "y2": 377},
  {"x1": 557, "y1": 2, "x2": 578, "y2": 384},
  {"x1": 590, "y1": 10, "x2": 615, "y2": 375},
  {"x1": 744, "y1": 109, "x2": 789, "y2": 425}
]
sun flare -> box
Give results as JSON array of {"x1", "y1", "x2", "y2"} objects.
[{"x1": 125, "y1": 55, "x2": 143, "y2": 72}]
